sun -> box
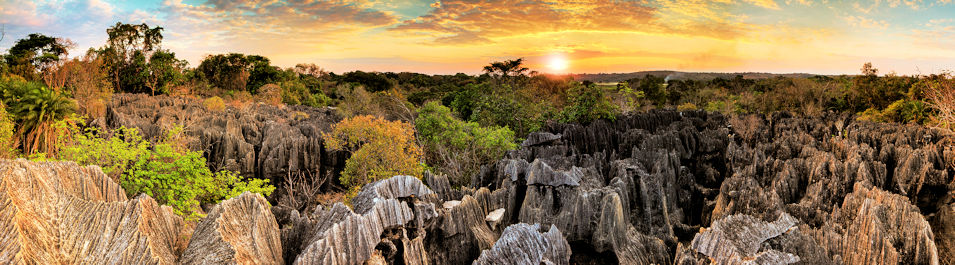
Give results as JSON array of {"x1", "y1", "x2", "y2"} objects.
[{"x1": 547, "y1": 55, "x2": 569, "y2": 72}]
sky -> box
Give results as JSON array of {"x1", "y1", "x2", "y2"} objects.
[{"x1": 1, "y1": 0, "x2": 954, "y2": 75}]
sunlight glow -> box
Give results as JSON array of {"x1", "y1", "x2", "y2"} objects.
[{"x1": 547, "y1": 55, "x2": 569, "y2": 72}]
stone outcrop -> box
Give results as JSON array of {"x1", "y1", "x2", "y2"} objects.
[
  {"x1": 473, "y1": 223, "x2": 571, "y2": 265},
  {"x1": 12, "y1": 99, "x2": 955, "y2": 265},
  {"x1": 181, "y1": 192, "x2": 283, "y2": 265},
  {"x1": 465, "y1": 110, "x2": 953, "y2": 264},
  {"x1": 104, "y1": 94, "x2": 345, "y2": 209},
  {"x1": 687, "y1": 213, "x2": 799, "y2": 265},
  {"x1": 0, "y1": 159, "x2": 186, "y2": 264}
]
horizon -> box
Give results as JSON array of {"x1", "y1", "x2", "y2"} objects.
[{"x1": 2, "y1": 0, "x2": 955, "y2": 75}]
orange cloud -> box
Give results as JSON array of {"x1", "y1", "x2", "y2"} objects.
[{"x1": 391, "y1": 0, "x2": 657, "y2": 44}]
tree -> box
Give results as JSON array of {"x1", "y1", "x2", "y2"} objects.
[
  {"x1": 63, "y1": 51, "x2": 112, "y2": 117},
  {"x1": 4, "y1": 34, "x2": 71, "y2": 81},
  {"x1": 416, "y1": 101, "x2": 516, "y2": 185},
  {"x1": 197, "y1": 53, "x2": 283, "y2": 93},
  {"x1": 103, "y1": 22, "x2": 164, "y2": 92},
  {"x1": 483, "y1": 58, "x2": 529, "y2": 78},
  {"x1": 559, "y1": 82, "x2": 619, "y2": 123},
  {"x1": 294, "y1": 63, "x2": 327, "y2": 78},
  {"x1": 322, "y1": 115, "x2": 424, "y2": 190},
  {"x1": 0, "y1": 77, "x2": 77, "y2": 155},
  {"x1": 145, "y1": 50, "x2": 186, "y2": 95}
]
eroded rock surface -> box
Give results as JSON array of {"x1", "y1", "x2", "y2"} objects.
[
  {"x1": 473, "y1": 223, "x2": 571, "y2": 265},
  {"x1": 0, "y1": 159, "x2": 186, "y2": 264},
  {"x1": 181, "y1": 192, "x2": 283, "y2": 265},
  {"x1": 104, "y1": 94, "x2": 345, "y2": 207}
]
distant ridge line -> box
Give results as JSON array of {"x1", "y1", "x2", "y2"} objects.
[{"x1": 569, "y1": 71, "x2": 820, "y2": 83}]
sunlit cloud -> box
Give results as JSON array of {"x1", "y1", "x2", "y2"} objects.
[{"x1": 1, "y1": 0, "x2": 954, "y2": 74}]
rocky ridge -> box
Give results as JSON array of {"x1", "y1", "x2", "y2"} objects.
[{"x1": 65, "y1": 98, "x2": 955, "y2": 264}]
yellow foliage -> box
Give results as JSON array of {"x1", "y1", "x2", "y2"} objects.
[
  {"x1": 203, "y1": 96, "x2": 226, "y2": 112},
  {"x1": 323, "y1": 115, "x2": 424, "y2": 189}
]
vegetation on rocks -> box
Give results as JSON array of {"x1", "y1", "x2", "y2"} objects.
[
  {"x1": 323, "y1": 115, "x2": 425, "y2": 190},
  {"x1": 416, "y1": 101, "x2": 517, "y2": 186},
  {"x1": 59, "y1": 125, "x2": 274, "y2": 218}
]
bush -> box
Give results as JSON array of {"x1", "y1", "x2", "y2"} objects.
[
  {"x1": 416, "y1": 101, "x2": 517, "y2": 185},
  {"x1": 560, "y1": 82, "x2": 618, "y2": 123},
  {"x1": 257, "y1": 83, "x2": 283, "y2": 106},
  {"x1": 203, "y1": 96, "x2": 226, "y2": 112},
  {"x1": 0, "y1": 77, "x2": 78, "y2": 155},
  {"x1": 677, "y1": 102, "x2": 698, "y2": 111},
  {"x1": 0, "y1": 102, "x2": 16, "y2": 158},
  {"x1": 59, "y1": 125, "x2": 275, "y2": 219},
  {"x1": 323, "y1": 115, "x2": 424, "y2": 190}
]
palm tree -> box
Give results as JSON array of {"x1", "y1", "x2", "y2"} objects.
[{"x1": 1, "y1": 80, "x2": 76, "y2": 155}]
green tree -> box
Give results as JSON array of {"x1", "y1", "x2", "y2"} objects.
[
  {"x1": 103, "y1": 22, "x2": 165, "y2": 93},
  {"x1": 144, "y1": 50, "x2": 186, "y2": 95},
  {"x1": 0, "y1": 102, "x2": 16, "y2": 158},
  {"x1": 416, "y1": 101, "x2": 516, "y2": 185},
  {"x1": 560, "y1": 82, "x2": 619, "y2": 123},
  {"x1": 4, "y1": 33, "x2": 70, "y2": 80},
  {"x1": 197, "y1": 53, "x2": 251, "y2": 92},
  {"x1": 0, "y1": 77, "x2": 77, "y2": 154}
]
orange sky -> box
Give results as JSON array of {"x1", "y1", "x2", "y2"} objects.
[{"x1": 2, "y1": 0, "x2": 955, "y2": 75}]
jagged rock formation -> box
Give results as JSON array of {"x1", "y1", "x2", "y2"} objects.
[
  {"x1": 465, "y1": 110, "x2": 953, "y2": 264},
  {"x1": 473, "y1": 223, "x2": 571, "y2": 265},
  {"x1": 14, "y1": 100, "x2": 955, "y2": 265},
  {"x1": 104, "y1": 94, "x2": 345, "y2": 201},
  {"x1": 181, "y1": 192, "x2": 283, "y2": 265},
  {"x1": 0, "y1": 159, "x2": 186, "y2": 264},
  {"x1": 686, "y1": 213, "x2": 799, "y2": 264}
]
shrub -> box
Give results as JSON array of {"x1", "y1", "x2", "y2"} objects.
[
  {"x1": 203, "y1": 96, "x2": 226, "y2": 112},
  {"x1": 59, "y1": 125, "x2": 275, "y2": 219},
  {"x1": 0, "y1": 102, "x2": 16, "y2": 158},
  {"x1": 416, "y1": 101, "x2": 517, "y2": 185},
  {"x1": 323, "y1": 115, "x2": 424, "y2": 190},
  {"x1": 677, "y1": 102, "x2": 698, "y2": 111},
  {"x1": 924, "y1": 77, "x2": 955, "y2": 130},
  {"x1": 616, "y1": 82, "x2": 645, "y2": 113},
  {"x1": 560, "y1": 82, "x2": 618, "y2": 123},
  {"x1": 257, "y1": 83, "x2": 283, "y2": 106},
  {"x1": 0, "y1": 77, "x2": 78, "y2": 155}
]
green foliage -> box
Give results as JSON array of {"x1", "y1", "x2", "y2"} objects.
[
  {"x1": 103, "y1": 22, "x2": 170, "y2": 93},
  {"x1": 0, "y1": 77, "x2": 77, "y2": 154},
  {"x1": 279, "y1": 80, "x2": 331, "y2": 107},
  {"x1": 203, "y1": 96, "x2": 226, "y2": 112},
  {"x1": 323, "y1": 115, "x2": 424, "y2": 189},
  {"x1": 617, "y1": 82, "x2": 645, "y2": 112},
  {"x1": 341, "y1": 71, "x2": 394, "y2": 92},
  {"x1": 416, "y1": 101, "x2": 517, "y2": 185},
  {"x1": 4, "y1": 33, "x2": 70, "y2": 80},
  {"x1": 857, "y1": 99, "x2": 930, "y2": 124},
  {"x1": 559, "y1": 82, "x2": 618, "y2": 123},
  {"x1": 59, "y1": 125, "x2": 274, "y2": 219},
  {"x1": 197, "y1": 53, "x2": 285, "y2": 94},
  {"x1": 0, "y1": 102, "x2": 16, "y2": 158}
]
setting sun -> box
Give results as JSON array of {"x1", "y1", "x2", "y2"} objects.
[{"x1": 547, "y1": 55, "x2": 569, "y2": 72}]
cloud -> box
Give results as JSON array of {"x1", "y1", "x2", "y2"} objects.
[
  {"x1": 391, "y1": 0, "x2": 657, "y2": 44},
  {"x1": 844, "y1": 15, "x2": 890, "y2": 30}
]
